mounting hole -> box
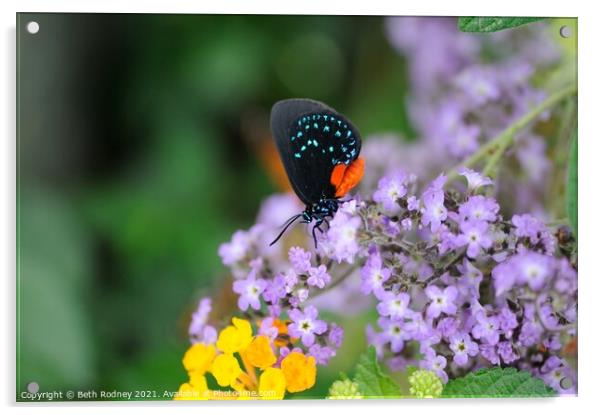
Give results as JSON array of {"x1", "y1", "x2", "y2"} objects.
[
  {"x1": 27, "y1": 382, "x2": 39, "y2": 393},
  {"x1": 26, "y1": 21, "x2": 40, "y2": 34},
  {"x1": 559, "y1": 25, "x2": 571, "y2": 38},
  {"x1": 560, "y1": 376, "x2": 573, "y2": 390}
]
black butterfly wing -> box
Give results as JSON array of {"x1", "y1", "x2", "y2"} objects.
[{"x1": 270, "y1": 98, "x2": 362, "y2": 205}]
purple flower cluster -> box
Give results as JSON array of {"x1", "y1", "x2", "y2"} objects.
[
  {"x1": 360, "y1": 169, "x2": 577, "y2": 393},
  {"x1": 382, "y1": 17, "x2": 563, "y2": 214}
]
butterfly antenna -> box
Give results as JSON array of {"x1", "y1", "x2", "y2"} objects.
[{"x1": 269, "y1": 213, "x2": 302, "y2": 246}]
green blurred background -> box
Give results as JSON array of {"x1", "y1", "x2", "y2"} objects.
[{"x1": 17, "y1": 13, "x2": 414, "y2": 397}]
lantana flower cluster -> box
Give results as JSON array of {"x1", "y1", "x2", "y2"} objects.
[{"x1": 177, "y1": 308, "x2": 319, "y2": 400}]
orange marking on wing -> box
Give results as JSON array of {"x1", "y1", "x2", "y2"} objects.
[
  {"x1": 332, "y1": 157, "x2": 365, "y2": 198},
  {"x1": 330, "y1": 163, "x2": 347, "y2": 189}
]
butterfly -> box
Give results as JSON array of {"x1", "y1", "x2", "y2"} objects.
[{"x1": 269, "y1": 98, "x2": 365, "y2": 247}]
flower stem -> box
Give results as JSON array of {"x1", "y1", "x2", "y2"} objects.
[{"x1": 447, "y1": 83, "x2": 577, "y2": 181}]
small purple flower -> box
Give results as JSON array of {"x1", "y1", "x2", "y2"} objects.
[
  {"x1": 421, "y1": 177, "x2": 448, "y2": 232},
  {"x1": 288, "y1": 287, "x2": 309, "y2": 308},
  {"x1": 360, "y1": 250, "x2": 392, "y2": 295},
  {"x1": 449, "y1": 333, "x2": 479, "y2": 366},
  {"x1": 512, "y1": 213, "x2": 547, "y2": 241},
  {"x1": 471, "y1": 312, "x2": 500, "y2": 345},
  {"x1": 497, "y1": 307, "x2": 519, "y2": 333},
  {"x1": 456, "y1": 220, "x2": 492, "y2": 258},
  {"x1": 543, "y1": 333, "x2": 562, "y2": 351},
  {"x1": 308, "y1": 344, "x2": 335, "y2": 365},
  {"x1": 288, "y1": 306, "x2": 328, "y2": 347},
  {"x1": 218, "y1": 230, "x2": 250, "y2": 266},
  {"x1": 458, "y1": 167, "x2": 493, "y2": 192},
  {"x1": 319, "y1": 207, "x2": 361, "y2": 264},
  {"x1": 281, "y1": 269, "x2": 299, "y2": 292},
  {"x1": 403, "y1": 310, "x2": 433, "y2": 341},
  {"x1": 479, "y1": 343, "x2": 500, "y2": 365},
  {"x1": 513, "y1": 251, "x2": 554, "y2": 291},
  {"x1": 232, "y1": 271, "x2": 268, "y2": 311},
  {"x1": 458, "y1": 195, "x2": 499, "y2": 223},
  {"x1": 289, "y1": 246, "x2": 312, "y2": 274},
  {"x1": 249, "y1": 257, "x2": 264, "y2": 273},
  {"x1": 555, "y1": 258, "x2": 577, "y2": 294},
  {"x1": 307, "y1": 264, "x2": 331, "y2": 289},
  {"x1": 436, "y1": 317, "x2": 459, "y2": 339},
  {"x1": 457, "y1": 258, "x2": 483, "y2": 298},
  {"x1": 278, "y1": 346, "x2": 303, "y2": 360},
  {"x1": 381, "y1": 216, "x2": 401, "y2": 237},
  {"x1": 407, "y1": 195, "x2": 420, "y2": 211},
  {"x1": 375, "y1": 290, "x2": 410, "y2": 320},
  {"x1": 267, "y1": 304, "x2": 281, "y2": 317},
  {"x1": 492, "y1": 260, "x2": 516, "y2": 297},
  {"x1": 328, "y1": 323, "x2": 344, "y2": 348},
  {"x1": 401, "y1": 218, "x2": 413, "y2": 231},
  {"x1": 259, "y1": 317, "x2": 279, "y2": 341},
  {"x1": 511, "y1": 213, "x2": 556, "y2": 254},
  {"x1": 378, "y1": 317, "x2": 407, "y2": 353},
  {"x1": 420, "y1": 349, "x2": 449, "y2": 383},
  {"x1": 518, "y1": 320, "x2": 543, "y2": 347},
  {"x1": 189, "y1": 297, "x2": 217, "y2": 344},
  {"x1": 497, "y1": 341, "x2": 519, "y2": 364},
  {"x1": 401, "y1": 255, "x2": 434, "y2": 281},
  {"x1": 425, "y1": 285, "x2": 458, "y2": 319},
  {"x1": 262, "y1": 274, "x2": 288, "y2": 305},
  {"x1": 373, "y1": 171, "x2": 408, "y2": 213},
  {"x1": 434, "y1": 225, "x2": 457, "y2": 255}
]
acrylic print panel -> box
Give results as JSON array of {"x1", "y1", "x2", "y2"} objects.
[{"x1": 16, "y1": 13, "x2": 577, "y2": 401}]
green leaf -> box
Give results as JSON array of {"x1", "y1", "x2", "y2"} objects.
[
  {"x1": 442, "y1": 367, "x2": 555, "y2": 398},
  {"x1": 353, "y1": 346, "x2": 401, "y2": 398},
  {"x1": 567, "y1": 128, "x2": 578, "y2": 237},
  {"x1": 458, "y1": 17, "x2": 546, "y2": 33}
]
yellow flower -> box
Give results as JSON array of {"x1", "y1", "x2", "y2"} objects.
[
  {"x1": 281, "y1": 351, "x2": 317, "y2": 393},
  {"x1": 245, "y1": 335, "x2": 277, "y2": 369},
  {"x1": 211, "y1": 353, "x2": 243, "y2": 387},
  {"x1": 174, "y1": 379, "x2": 208, "y2": 401},
  {"x1": 259, "y1": 367, "x2": 286, "y2": 400},
  {"x1": 189, "y1": 371, "x2": 208, "y2": 391},
  {"x1": 182, "y1": 343, "x2": 216, "y2": 374},
  {"x1": 216, "y1": 317, "x2": 253, "y2": 354},
  {"x1": 174, "y1": 383, "x2": 195, "y2": 400}
]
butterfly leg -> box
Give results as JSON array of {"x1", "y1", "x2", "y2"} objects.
[{"x1": 311, "y1": 219, "x2": 324, "y2": 249}]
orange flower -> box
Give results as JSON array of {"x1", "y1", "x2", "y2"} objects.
[
  {"x1": 245, "y1": 335, "x2": 277, "y2": 369},
  {"x1": 281, "y1": 352, "x2": 316, "y2": 393}
]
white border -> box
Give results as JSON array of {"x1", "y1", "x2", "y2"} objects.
[{"x1": 2, "y1": 1, "x2": 600, "y2": 414}]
